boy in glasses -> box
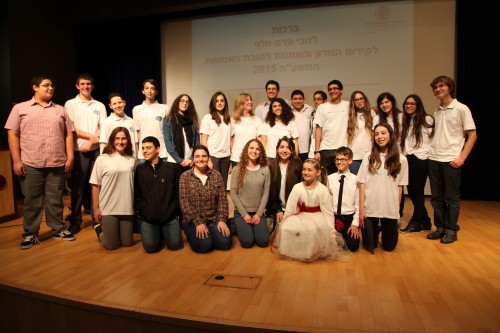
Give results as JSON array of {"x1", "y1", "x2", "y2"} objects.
[{"x1": 327, "y1": 146, "x2": 360, "y2": 251}]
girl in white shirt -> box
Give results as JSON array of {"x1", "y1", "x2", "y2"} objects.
[
  {"x1": 358, "y1": 122, "x2": 408, "y2": 252},
  {"x1": 399, "y1": 94, "x2": 435, "y2": 234},
  {"x1": 200, "y1": 92, "x2": 231, "y2": 187},
  {"x1": 230, "y1": 93, "x2": 262, "y2": 167},
  {"x1": 347, "y1": 90, "x2": 375, "y2": 174},
  {"x1": 90, "y1": 127, "x2": 136, "y2": 250},
  {"x1": 260, "y1": 98, "x2": 299, "y2": 160}
]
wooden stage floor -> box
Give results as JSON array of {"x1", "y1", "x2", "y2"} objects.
[{"x1": 0, "y1": 195, "x2": 499, "y2": 333}]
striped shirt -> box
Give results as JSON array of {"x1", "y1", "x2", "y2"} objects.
[{"x1": 4, "y1": 98, "x2": 75, "y2": 168}]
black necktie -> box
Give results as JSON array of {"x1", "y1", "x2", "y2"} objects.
[{"x1": 337, "y1": 175, "x2": 345, "y2": 215}]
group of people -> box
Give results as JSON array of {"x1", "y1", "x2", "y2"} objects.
[{"x1": 5, "y1": 74, "x2": 476, "y2": 261}]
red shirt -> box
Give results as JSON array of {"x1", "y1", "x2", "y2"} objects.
[{"x1": 4, "y1": 98, "x2": 75, "y2": 168}]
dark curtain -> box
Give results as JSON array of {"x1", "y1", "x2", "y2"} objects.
[
  {"x1": 456, "y1": 0, "x2": 500, "y2": 200},
  {"x1": 75, "y1": 17, "x2": 162, "y2": 118}
]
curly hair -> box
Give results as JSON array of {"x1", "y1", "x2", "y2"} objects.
[
  {"x1": 368, "y1": 123, "x2": 401, "y2": 179},
  {"x1": 265, "y1": 98, "x2": 295, "y2": 127},
  {"x1": 400, "y1": 94, "x2": 435, "y2": 152},
  {"x1": 167, "y1": 94, "x2": 200, "y2": 130},
  {"x1": 348, "y1": 90, "x2": 373, "y2": 145},
  {"x1": 237, "y1": 139, "x2": 268, "y2": 188}
]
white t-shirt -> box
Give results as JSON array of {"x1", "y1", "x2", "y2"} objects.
[
  {"x1": 313, "y1": 100, "x2": 349, "y2": 150},
  {"x1": 357, "y1": 152, "x2": 408, "y2": 219},
  {"x1": 200, "y1": 114, "x2": 231, "y2": 158},
  {"x1": 65, "y1": 95, "x2": 107, "y2": 151},
  {"x1": 403, "y1": 115, "x2": 434, "y2": 160},
  {"x1": 230, "y1": 116, "x2": 262, "y2": 162},
  {"x1": 428, "y1": 99, "x2": 476, "y2": 162},
  {"x1": 292, "y1": 104, "x2": 314, "y2": 154},
  {"x1": 99, "y1": 113, "x2": 139, "y2": 157},
  {"x1": 349, "y1": 110, "x2": 376, "y2": 160},
  {"x1": 259, "y1": 120, "x2": 299, "y2": 158},
  {"x1": 89, "y1": 153, "x2": 136, "y2": 216},
  {"x1": 132, "y1": 101, "x2": 173, "y2": 161}
]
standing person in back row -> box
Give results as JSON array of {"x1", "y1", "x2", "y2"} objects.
[
  {"x1": 313, "y1": 80, "x2": 350, "y2": 174},
  {"x1": 5, "y1": 75, "x2": 76, "y2": 249},
  {"x1": 255, "y1": 80, "x2": 289, "y2": 121},
  {"x1": 426, "y1": 76, "x2": 477, "y2": 244},
  {"x1": 65, "y1": 73, "x2": 107, "y2": 235},
  {"x1": 291, "y1": 89, "x2": 314, "y2": 162},
  {"x1": 132, "y1": 79, "x2": 174, "y2": 164}
]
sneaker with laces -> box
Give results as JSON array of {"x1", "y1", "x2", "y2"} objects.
[
  {"x1": 94, "y1": 224, "x2": 102, "y2": 242},
  {"x1": 20, "y1": 235, "x2": 40, "y2": 250},
  {"x1": 54, "y1": 229, "x2": 76, "y2": 241},
  {"x1": 400, "y1": 219, "x2": 422, "y2": 233}
]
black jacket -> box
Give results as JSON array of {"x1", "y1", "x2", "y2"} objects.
[{"x1": 134, "y1": 159, "x2": 181, "y2": 225}]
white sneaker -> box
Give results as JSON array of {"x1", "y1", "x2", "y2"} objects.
[{"x1": 54, "y1": 229, "x2": 75, "y2": 241}]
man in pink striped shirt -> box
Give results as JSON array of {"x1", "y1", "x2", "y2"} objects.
[{"x1": 5, "y1": 75, "x2": 77, "y2": 249}]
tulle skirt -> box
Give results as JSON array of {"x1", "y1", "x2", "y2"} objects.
[{"x1": 272, "y1": 211, "x2": 351, "y2": 262}]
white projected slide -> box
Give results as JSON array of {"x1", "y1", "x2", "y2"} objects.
[{"x1": 189, "y1": 1, "x2": 413, "y2": 112}]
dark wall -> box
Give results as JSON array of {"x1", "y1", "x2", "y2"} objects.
[{"x1": 456, "y1": 0, "x2": 500, "y2": 200}]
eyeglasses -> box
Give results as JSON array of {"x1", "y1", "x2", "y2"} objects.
[
  {"x1": 335, "y1": 158, "x2": 348, "y2": 162},
  {"x1": 39, "y1": 84, "x2": 55, "y2": 89},
  {"x1": 354, "y1": 98, "x2": 364, "y2": 102},
  {"x1": 179, "y1": 99, "x2": 189, "y2": 104},
  {"x1": 404, "y1": 102, "x2": 417, "y2": 107}
]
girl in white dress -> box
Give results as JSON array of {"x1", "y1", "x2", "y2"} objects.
[{"x1": 271, "y1": 158, "x2": 348, "y2": 262}]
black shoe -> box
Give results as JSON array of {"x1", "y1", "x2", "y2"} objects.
[
  {"x1": 20, "y1": 234, "x2": 40, "y2": 250},
  {"x1": 427, "y1": 230, "x2": 445, "y2": 240},
  {"x1": 421, "y1": 220, "x2": 432, "y2": 231},
  {"x1": 400, "y1": 220, "x2": 422, "y2": 233},
  {"x1": 68, "y1": 223, "x2": 81, "y2": 235},
  {"x1": 440, "y1": 234, "x2": 457, "y2": 244}
]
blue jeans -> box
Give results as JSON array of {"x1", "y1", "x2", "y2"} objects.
[
  {"x1": 141, "y1": 218, "x2": 182, "y2": 253},
  {"x1": 234, "y1": 211, "x2": 270, "y2": 248},
  {"x1": 349, "y1": 160, "x2": 362, "y2": 175},
  {"x1": 182, "y1": 222, "x2": 232, "y2": 253}
]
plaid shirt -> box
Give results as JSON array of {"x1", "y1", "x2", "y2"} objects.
[
  {"x1": 179, "y1": 168, "x2": 228, "y2": 226},
  {"x1": 4, "y1": 98, "x2": 75, "y2": 168}
]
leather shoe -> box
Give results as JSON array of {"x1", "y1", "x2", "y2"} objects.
[
  {"x1": 427, "y1": 230, "x2": 444, "y2": 240},
  {"x1": 440, "y1": 234, "x2": 457, "y2": 244}
]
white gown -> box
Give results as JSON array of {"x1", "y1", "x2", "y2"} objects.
[{"x1": 272, "y1": 182, "x2": 347, "y2": 262}]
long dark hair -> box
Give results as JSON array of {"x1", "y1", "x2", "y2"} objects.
[
  {"x1": 400, "y1": 94, "x2": 435, "y2": 152},
  {"x1": 102, "y1": 127, "x2": 134, "y2": 156},
  {"x1": 268, "y1": 137, "x2": 302, "y2": 206},
  {"x1": 348, "y1": 90, "x2": 373, "y2": 145},
  {"x1": 265, "y1": 98, "x2": 295, "y2": 127},
  {"x1": 368, "y1": 123, "x2": 401, "y2": 179},
  {"x1": 167, "y1": 94, "x2": 200, "y2": 130},
  {"x1": 209, "y1": 91, "x2": 230, "y2": 126},
  {"x1": 376, "y1": 92, "x2": 402, "y2": 140}
]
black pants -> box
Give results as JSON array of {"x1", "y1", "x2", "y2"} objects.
[
  {"x1": 406, "y1": 155, "x2": 430, "y2": 223},
  {"x1": 428, "y1": 160, "x2": 461, "y2": 235},
  {"x1": 366, "y1": 217, "x2": 398, "y2": 251},
  {"x1": 320, "y1": 149, "x2": 337, "y2": 175},
  {"x1": 335, "y1": 214, "x2": 360, "y2": 252}
]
